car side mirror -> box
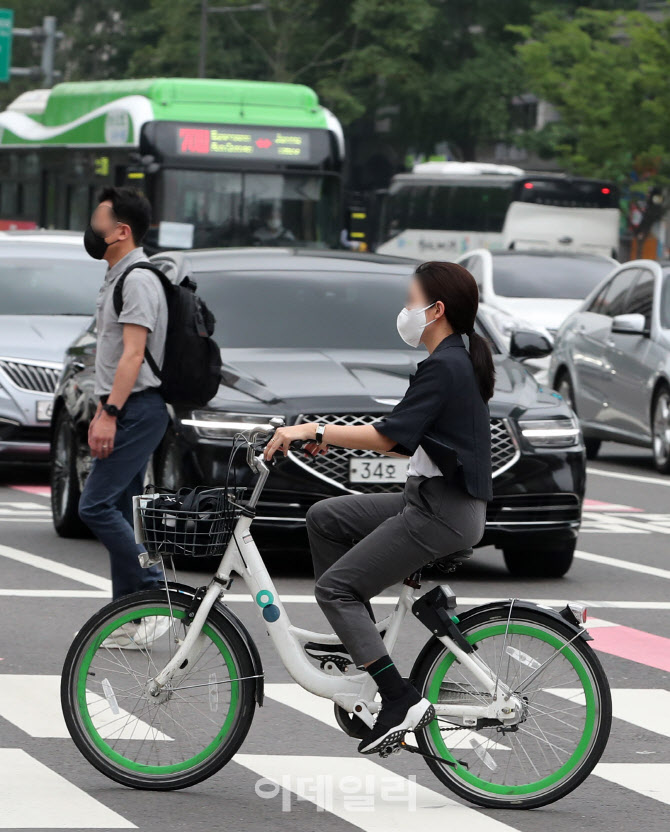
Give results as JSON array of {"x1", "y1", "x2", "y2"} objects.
[
  {"x1": 611, "y1": 312, "x2": 647, "y2": 335},
  {"x1": 509, "y1": 329, "x2": 553, "y2": 360}
]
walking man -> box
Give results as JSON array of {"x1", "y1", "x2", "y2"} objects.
[{"x1": 78, "y1": 187, "x2": 170, "y2": 645}]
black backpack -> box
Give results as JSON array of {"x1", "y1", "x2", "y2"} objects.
[{"x1": 113, "y1": 261, "x2": 222, "y2": 407}]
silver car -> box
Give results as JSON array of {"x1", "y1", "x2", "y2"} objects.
[
  {"x1": 0, "y1": 231, "x2": 105, "y2": 463},
  {"x1": 548, "y1": 257, "x2": 670, "y2": 472}
]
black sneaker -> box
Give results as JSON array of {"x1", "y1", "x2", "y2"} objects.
[
  {"x1": 304, "y1": 630, "x2": 387, "y2": 663},
  {"x1": 357, "y1": 685, "x2": 435, "y2": 755}
]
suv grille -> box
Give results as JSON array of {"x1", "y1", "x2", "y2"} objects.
[
  {"x1": 0, "y1": 359, "x2": 61, "y2": 394},
  {"x1": 291, "y1": 413, "x2": 518, "y2": 494}
]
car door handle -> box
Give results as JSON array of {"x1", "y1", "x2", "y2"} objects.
[{"x1": 605, "y1": 339, "x2": 615, "y2": 348}]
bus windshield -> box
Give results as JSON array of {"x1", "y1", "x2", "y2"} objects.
[
  {"x1": 381, "y1": 181, "x2": 513, "y2": 242},
  {"x1": 157, "y1": 170, "x2": 340, "y2": 248}
]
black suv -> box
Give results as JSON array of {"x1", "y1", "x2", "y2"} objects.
[{"x1": 50, "y1": 248, "x2": 585, "y2": 577}]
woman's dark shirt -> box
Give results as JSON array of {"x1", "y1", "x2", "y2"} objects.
[{"x1": 371, "y1": 332, "x2": 493, "y2": 501}]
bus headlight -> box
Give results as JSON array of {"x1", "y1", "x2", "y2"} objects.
[
  {"x1": 517, "y1": 415, "x2": 581, "y2": 448},
  {"x1": 181, "y1": 411, "x2": 285, "y2": 439}
]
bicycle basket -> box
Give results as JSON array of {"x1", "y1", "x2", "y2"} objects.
[{"x1": 138, "y1": 485, "x2": 247, "y2": 558}]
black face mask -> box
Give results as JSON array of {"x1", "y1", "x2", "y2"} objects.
[{"x1": 84, "y1": 224, "x2": 114, "y2": 260}]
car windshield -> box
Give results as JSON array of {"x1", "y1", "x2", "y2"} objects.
[
  {"x1": 193, "y1": 269, "x2": 497, "y2": 351},
  {"x1": 492, "y1": 255, "x2": 614, "y2": 299},
  {"x1": 0, "y1": 257, "x2": 104, "y2": 315}
]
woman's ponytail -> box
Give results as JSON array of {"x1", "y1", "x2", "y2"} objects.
[
  {"x1": 415, "y1": 261, "x2": 496, "y2": 403},
  {"x1": 466, "y1": 329, "x2": 496, "y2": 402}
]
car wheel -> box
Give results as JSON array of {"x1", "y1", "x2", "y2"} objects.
[
  {"x1": 503, "y1": 539, "x2": 576, "y2": 578},
  {"x1": 584, "y1": 438, "x2": 601, "y2": 460},
  {"x1": 651, "y1": 385, "x2": 670, "y2": 474},
  {"x1": 155, "y1": 429, "x2": 186, "y2": 490},
  {"x1": 555, "y1": 372, "x2": 576, "y2": 412},
  {"x1": 50, "y1": 410, "x2": 91, "y2": 538}
]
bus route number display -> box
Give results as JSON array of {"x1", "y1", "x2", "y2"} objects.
[{"x1": 177, "y1": 126, "x2": 311, "y2": 161}]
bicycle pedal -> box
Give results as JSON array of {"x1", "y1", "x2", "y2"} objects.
[{"x1": 378, "y1": 740, "x2": 404, "y2": 758}]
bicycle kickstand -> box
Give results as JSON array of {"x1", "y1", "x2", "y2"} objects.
[{"x1": 399, "y1": 741, "x2": 469, "y2": 769}]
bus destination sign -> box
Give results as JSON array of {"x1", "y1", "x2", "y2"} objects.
[{"x1": 177, "y1": 126, "x2": 311, "y2": 161}]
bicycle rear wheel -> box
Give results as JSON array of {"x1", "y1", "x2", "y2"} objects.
[
  {"x1": 61, "y1": 588, "x2": 257, "y2": 790},
  {"x1": 410, "y1": 605, "x2": 612, "y2": 809}
]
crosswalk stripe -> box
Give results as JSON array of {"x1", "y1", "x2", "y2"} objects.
[
  {"x1": 594, "y1": 763, "x2": 670, "y2": 806},
  {"x1": 234, "y1": 754, "x2": 519, "y2": 830},
  {"x1": 0, "y1": 748, "x2": 136, "y2": 828},
  {"x1": 0, "y1": 676, "x2": 172, "y2": 741},
  {"x1": 0, "y1": 543, "x2": 111, "y2": 591},
  {"x1": 549, "y1": 688, "x2": 670, "y2": 740},
  {"x1": 265, "y1": 683, "x2": 509, "y2": 750}
]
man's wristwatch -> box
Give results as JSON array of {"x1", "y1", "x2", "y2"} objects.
[
  {"x1": 101, "y1": 402, "x2": 120, "y2": 418},
  {"x1": 315, "y1": 423, "x2": 327, "y2": 445}
]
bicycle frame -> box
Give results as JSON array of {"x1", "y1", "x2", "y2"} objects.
[{"x1": 140, "y1": 437, "x2": 519, "y2": 730}]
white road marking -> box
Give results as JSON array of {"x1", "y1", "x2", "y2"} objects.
[
  {"x1": 235, "y1": 754, "x2": 519, "y2": 830},
  {"x1": 594, "y1": 763, "x2": 670, "y2": 806},
  {"x1": 0, "y1": 748, "x2": 136, "y2": 828},
  {"x1": 0, "y1": 675, "x2": 172, "y2": 741},
  {"x1": 550, "y1": 688, "x2": 670, "y2": 740},
  {"x1": 0, "y1": 501, "x2": 50, "y2": 514},
  {"x1": 265, "y1": 683, "x2": 509, "y2": 750},
  {"x1": 582, "y1": 512, "x2": 670, "y2": 534},
  {"x1": 0, "y1": 589, "x2": 109, "y2": 598},
  {"x1": 576, "y1": 549, "x2": 670, "y2": 580},
  {"x1": 586, "y1": 466, "x2": 670, "y2": 488},
  {"x1": 0, "y1": 543, "x2": 111, "y2": 591},
  {"x1": 587, "y1": 466, "x2": 670, "y2": 487}
]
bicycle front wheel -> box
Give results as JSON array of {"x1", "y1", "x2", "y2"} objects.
[
  {"x1": 61, "y1": 589, "x2": 257, "y2": 790},
  {"x1": 410, "y1": 605, "x2": 612, "y2": 809}
]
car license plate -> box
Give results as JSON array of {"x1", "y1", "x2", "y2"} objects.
[
  {"x1": 349, "y1": 457, "x2": 408, "y2": 483},
  {"x1": 36, "y1": 399, "x2": 53, "y2": 422}
]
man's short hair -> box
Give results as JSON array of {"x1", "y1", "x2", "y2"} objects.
[{"x1": 97, "y1": 186, "x2": 152, "y2": 245}]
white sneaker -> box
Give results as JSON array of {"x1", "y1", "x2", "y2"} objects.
[
  {"x1": 101, "y1": 622, "x2": 143, "y2": 650},
  {"x1": 100, "y1": 616, "x2": 171, "y2": 650},
  {"x1": 134, "y1": 616, "x2": 172, "y2": 646}
]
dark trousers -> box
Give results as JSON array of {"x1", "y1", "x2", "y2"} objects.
[
  {"x1": 79, "y1": 388, "x2": 170, "y2": 600},
  {"x1": 306, "y1": 475, "x2": 487, "y2": 668}
]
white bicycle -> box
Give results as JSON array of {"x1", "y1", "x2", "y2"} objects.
[{"x1": 61, "y1": 417, "x2": 612, "y2": 809}]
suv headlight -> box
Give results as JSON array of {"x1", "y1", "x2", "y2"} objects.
[
  {"x1": 517, "y1": 415, "x2": 581, "y2": 448},
  {"x1": 181, "y1": 411, "x2": 285, "y2": 439}
]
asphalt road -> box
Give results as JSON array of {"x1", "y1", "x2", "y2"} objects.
[{"x1": 0, "y1": 441, "x2": 668, "y2": 831}]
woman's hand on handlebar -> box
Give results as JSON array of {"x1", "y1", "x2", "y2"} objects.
[{"x1": 263, "y1": 422, "x2": 327, "y2": 462}]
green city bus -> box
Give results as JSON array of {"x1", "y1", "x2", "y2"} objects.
[{"x1": 0, "y1": 78, "x2": 345, "y2": 251}]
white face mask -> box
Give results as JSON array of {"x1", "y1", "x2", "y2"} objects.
[{"x1": 396, "y1": 301, "x2": 437, "y2": 348}]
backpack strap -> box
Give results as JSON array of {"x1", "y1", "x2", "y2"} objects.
[{"x1": 112, "y1": 262, "x2": 172, "y2": 380}]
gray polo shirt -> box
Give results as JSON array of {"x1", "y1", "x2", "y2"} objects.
[{"x1": 94, "y1": 247, "x2": 168, "y2": 397}]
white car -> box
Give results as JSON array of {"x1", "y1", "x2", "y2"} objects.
[{"x1": 457, "y1": 249, "x2": 618, "y2": 383}]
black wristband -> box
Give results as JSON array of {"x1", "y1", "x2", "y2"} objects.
[{"x1": 102, "y1": 402, "x2": 120, "y2": 418}]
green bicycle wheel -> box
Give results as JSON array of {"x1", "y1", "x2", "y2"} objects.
[
  {"x1": 410, "y1": 606, "x2": 612, "y2": 809},
  {"x1": 61, "y1": 588, "x2": 257, "y2": 790}
]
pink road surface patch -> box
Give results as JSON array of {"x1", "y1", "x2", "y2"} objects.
[
  {"x1": 9, "y1": 486, "x2": 51, "y2": 497},
  {"x1": 583, "y1": 498, "x2": 643, "y2": 512},
  {"x1": 587, "y1": 618, "x2": 670, "y2": 673}
]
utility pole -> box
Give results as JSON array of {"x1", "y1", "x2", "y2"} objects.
[
  {"x1": 0, "y1": 12, "x2": 63, "y2": 87},
  {"x1": 198, "y1": 2, "x2": 266, "y2": 78}
]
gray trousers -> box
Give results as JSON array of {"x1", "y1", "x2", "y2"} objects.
[{"x1": 305, "y1": 475, "x2": 487, "y2": 668}]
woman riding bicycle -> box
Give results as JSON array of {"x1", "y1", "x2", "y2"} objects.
[{"x1": 263, "y1": 260, "x2": 495, "y2": 755}]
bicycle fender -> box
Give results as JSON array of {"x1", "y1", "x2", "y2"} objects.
[
  {"x1": 213, "y1": 599, "x2": 265, "y2": 707},
  {"x1": 408, "y1": 598, "x2": 593, "y2": 688},
  {"x1": 163, "y1": 582, "x2": 265, "y2": 707},
  {"x1": 455, "y1": 599, "x2": 594, "y2": 643}
]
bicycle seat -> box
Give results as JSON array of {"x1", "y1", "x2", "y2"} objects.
[{"x1": 428, "y1": 547, "x2": 474, "y2": 573}]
